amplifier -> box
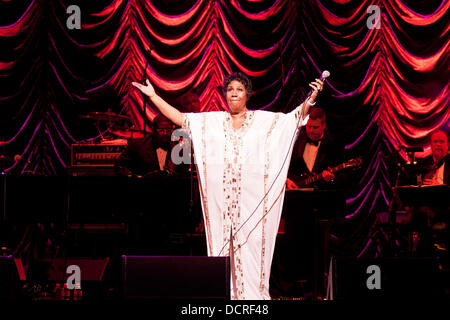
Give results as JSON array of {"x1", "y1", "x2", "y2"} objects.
[{"x1": 70, "y1": 141, "x2": 127, "y2": 167}]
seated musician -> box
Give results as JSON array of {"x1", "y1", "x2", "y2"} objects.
[
  {"x1": 286, "y1": 107, "x2": 345, "y2": 190},
  {"x1": 419, "y1": 130, "x2": 449, "y2": 186},
  {"x1": 178, "y1": 91, "x2": 201, "y2": 113},
  {"x1": 115, "y1": 114, "x2": 183, "y2": 177},
  {"x1": 406, "y1": 129, "x2": 449, "y2": 255}
]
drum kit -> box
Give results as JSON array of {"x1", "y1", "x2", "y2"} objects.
[
  {"x1": 79, "y1": 111, "x2": 151, "y2": 141},
  {"x1": 0, "y1": 111, "x2": 148, "y2": 172}
]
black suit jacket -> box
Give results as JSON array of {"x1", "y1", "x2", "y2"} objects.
[
  {"x1": 418, "y1": 154, "x2": 450, "y2": 185},
  {"x1": 288, "y1": 130, "x2": 345, "y2": 188},
  {"x1": 115, "y1": 135, "x2": 191, "y2": 177}
]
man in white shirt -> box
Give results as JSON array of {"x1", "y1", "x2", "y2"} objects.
[
  {"x1": 286, "y1": 107, "x2": 343, "y2": 189},
  {"x1": 421, "y1": 130, "x2": 449, "y2": 185}
]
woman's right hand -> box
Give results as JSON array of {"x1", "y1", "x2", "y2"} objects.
[
  {"x1": 132, "y1": 79, "x2": 183, "y2": 127},
  {"x1": 132, "y1": 79, "x2": 156, "y2": 98}
]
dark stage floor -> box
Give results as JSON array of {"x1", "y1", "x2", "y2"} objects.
[{"x1": 0, "y1": 175, "x2": 448, "y2": 302}]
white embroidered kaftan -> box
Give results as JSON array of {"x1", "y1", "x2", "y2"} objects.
[{"x1": 182, "y1": 103, "x2": 307, "y2": 300}]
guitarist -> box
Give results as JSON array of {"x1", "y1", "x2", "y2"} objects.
[
  {"x1": 271, "y1": 107, "x2": 346, "y2": 299},
  {"x1": 286, "y1": 107, "x2": 345, "y2": 190}
]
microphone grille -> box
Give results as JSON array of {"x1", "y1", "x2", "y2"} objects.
[{"x1": 322, "y1": 70, "x2": 330, "y2": 79}]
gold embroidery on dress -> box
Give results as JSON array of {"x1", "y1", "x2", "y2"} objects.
[
  {"x1": 181, "y1": 113, "x2": 188, "y2": 131},
  {"x1": 197, "y1": 114, "x2": 213, "y2": 256},
  {"x1": 260, "y1": 113, "x2": 280, "y2": 294},
  {"x1": 222, "y1": 111, "x2": 255, "y2": 299}
]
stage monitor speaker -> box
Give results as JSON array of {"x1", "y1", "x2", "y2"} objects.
[
  {"x1": 332, "y1": 257, "x2": 443, "y2": 300},
  {"x1": 0, "y1": 256, "x2": 25, "y2": 299},
  {"x1": 122, "y1": 256, "x2": 230, "y2": 299}
]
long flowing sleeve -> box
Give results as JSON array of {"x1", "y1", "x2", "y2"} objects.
[{"x1": 181, "y1": 107, "x2": 309, "y2": 300}]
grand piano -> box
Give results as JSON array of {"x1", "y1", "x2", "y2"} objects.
[
  {"x1": 0, "y1": 175, "x2": 200, "y2": 225},
  {"x1": 0, "y1": 175, "x2": 204, "y2": 257}
]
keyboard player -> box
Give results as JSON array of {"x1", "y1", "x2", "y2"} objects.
[{"x1": 404, "y1": 130, "x2": 449, "y2": 257}]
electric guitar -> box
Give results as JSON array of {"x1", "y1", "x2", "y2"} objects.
[{"x1": 296, "y1": 157, "x2": 362, "y2": 187}]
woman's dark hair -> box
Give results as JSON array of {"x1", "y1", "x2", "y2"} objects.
[{"x1": 223, "y1": 72, "x2": 252, "y2": 100}]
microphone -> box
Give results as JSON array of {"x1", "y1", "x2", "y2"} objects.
[
  {"x1": 321, "y1": 70, "x2": 330, "y2": 80},
  {"x1": 306, "y1": 70, "x2": 330, "y2": 99}
]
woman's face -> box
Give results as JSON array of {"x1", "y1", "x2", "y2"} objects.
[{"x1": 226, "y1": 80, "x2": 247, "y2": 114}]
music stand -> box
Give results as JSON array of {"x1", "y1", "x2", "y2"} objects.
[{"x1": 394, "y1": 185, "x2": 449, "y2": 207}]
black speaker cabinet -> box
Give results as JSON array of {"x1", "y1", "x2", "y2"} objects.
[
  {"x1": 0, "y1": 256, "x2": 25, "y2": 299},
  {"x1": 332, "y1": 257, "x2": 443, "y2": 300},
  {"x1": 122, "y1": 256, "x2": 230, "y2": 299}
]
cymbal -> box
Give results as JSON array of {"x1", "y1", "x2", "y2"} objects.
[
  {"x1": 80, "y1": 112, "x2": 131, "y2": 122},
  {"x1": 99, "y1": 138, "x2": 128, "y2": 145}
]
